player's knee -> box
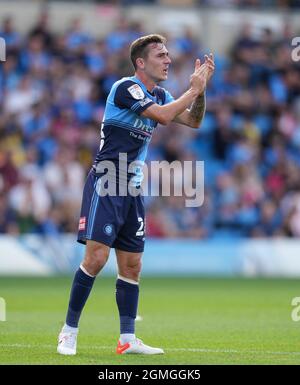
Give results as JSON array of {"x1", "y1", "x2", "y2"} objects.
[
  {"x1": 121, "y1": 260, "x2": 142, "y2": 282},
  {"x1": 83, "y1": 246, "x2": 109, "y2": 276}
]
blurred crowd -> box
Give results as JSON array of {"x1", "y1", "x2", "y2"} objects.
[
  {"x1": 0, "y1": 12, "x2": 300, "y2": 239},
  {"x1": 46, "y1": 0, "x2": 300, "y2": 9}
]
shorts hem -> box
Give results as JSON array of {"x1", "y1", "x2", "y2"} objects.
[
  {"x1": 112, "y1": 243, "x2": 144, "y2": 253},
  {"x1": 77, "y1": 237, "x2": 144, "y2": 253},
  {"x1": 77, "y1": 236, "x2": 113, "y2": 248}
]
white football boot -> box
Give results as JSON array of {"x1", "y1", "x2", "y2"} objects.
[
  {"x1": 116, "y1": 338, "x2": 164, "y2": 355},
  {"x1": 57, "y1": 330, "x2": 78, "y2": 355}
]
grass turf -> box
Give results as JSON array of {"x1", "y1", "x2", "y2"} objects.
[{"x1": 0, "y1": 276, "x2": 299, "y2": 364}]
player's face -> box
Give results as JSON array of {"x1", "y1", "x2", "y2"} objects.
[{"x1": 144, "y1": 43, "x2": 171, "y2": 82}]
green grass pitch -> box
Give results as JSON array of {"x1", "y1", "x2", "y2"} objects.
[{"x1": 0, "y1": 276, "x2": 299, "y2": 364}]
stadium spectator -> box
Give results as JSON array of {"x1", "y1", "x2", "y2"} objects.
[{"x1": 1, "y1": 16, "x2": 300, "y2": 239}]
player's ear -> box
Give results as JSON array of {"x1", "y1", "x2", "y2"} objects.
[{"x1": 136, "y1": 57, "x2": 145, "y2": 70}]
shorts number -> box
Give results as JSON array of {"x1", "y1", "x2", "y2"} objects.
[{"x1": 136, "y1": 217, "x2": 144, "y2": 237}]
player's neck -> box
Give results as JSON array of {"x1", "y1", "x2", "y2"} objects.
[{"x1": 134, "y1": 72, "x2": 156, "y2": 93}]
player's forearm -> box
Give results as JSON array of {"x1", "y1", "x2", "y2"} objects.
[
  {"x1": 157, "y1": 88, "x2": 199, "y2": 125},
  {"x1": 187, "y1": 92, "x2": 206, "y2": 128}
]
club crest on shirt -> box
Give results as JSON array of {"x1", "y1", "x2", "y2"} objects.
[{"x1": 128, "y1": 84, "x2": 145, "y2": 100}]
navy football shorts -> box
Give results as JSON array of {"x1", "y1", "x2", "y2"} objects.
[{"x1": 77, "y1": 171, "x2": 145, "y2": 253}]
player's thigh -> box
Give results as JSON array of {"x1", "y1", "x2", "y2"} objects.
[
  {"x1": 113, "y1": 194, "x2": 145, "y2": 254},
  {"x1": 78, "y1": 172, "x2": 127, "y2": 248}
]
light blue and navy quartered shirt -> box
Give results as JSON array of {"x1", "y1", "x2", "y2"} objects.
[{"x1": 92, "y1": 76, "x2": 174, "y2": 187}]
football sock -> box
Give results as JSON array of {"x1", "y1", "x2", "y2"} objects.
[
  {"x1": 120, "y1": 333, "x2": 136, "y2": 344},
  {"x1": 65, "y1": 265, "x2": 96, "y2": 328},
  {"x1": 62, "y1": 323, "x2": 78, "y2": 334},
  {"x1": 116, "y1": 275, "x2": 139, "y2": 337}
]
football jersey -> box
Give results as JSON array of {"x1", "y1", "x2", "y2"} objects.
[{"x1": 92, "y1": 76, "x2": 174, "y2": 187}]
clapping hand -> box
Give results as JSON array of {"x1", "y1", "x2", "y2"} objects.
[{"x1": 190, "y1": 54, "x2": 215, "y2": 95}]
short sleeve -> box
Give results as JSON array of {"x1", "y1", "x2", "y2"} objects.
[
  {"x1": 114, "y1": 81, "x2": 154, "y2": 115},
  {"x1": 164, "y1": 89, "x2": 175, "y2": 105}
]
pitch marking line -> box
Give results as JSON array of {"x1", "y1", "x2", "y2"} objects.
[{"x1": 0, "y1": 343, "x2": 299, "y2": 356}]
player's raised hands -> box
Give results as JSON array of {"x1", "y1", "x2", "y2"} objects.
[
  {"x1": 194, "y1": 58, "x2": 201, "y2": 71},
  {"x1": 190, "y1": 58, "x2": 208, "y2": 95},
  {"x1": 204, "y1": 53, "x2": 215, "y2": 82}
]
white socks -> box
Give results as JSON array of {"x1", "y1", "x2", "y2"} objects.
[
  {"x1": 62, "y1": 323, "x2": 78, "y2": 334},
  {"x1": 63, "y1": 325, "x2": 136, "y2": 343},
  {"x1": 120, "y1": 333, "x2": 136, "y2": 344}
]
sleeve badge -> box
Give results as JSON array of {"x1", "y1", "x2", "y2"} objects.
[{"x1": 127, "y1": 84, "x2": 145, "y2": 100}]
